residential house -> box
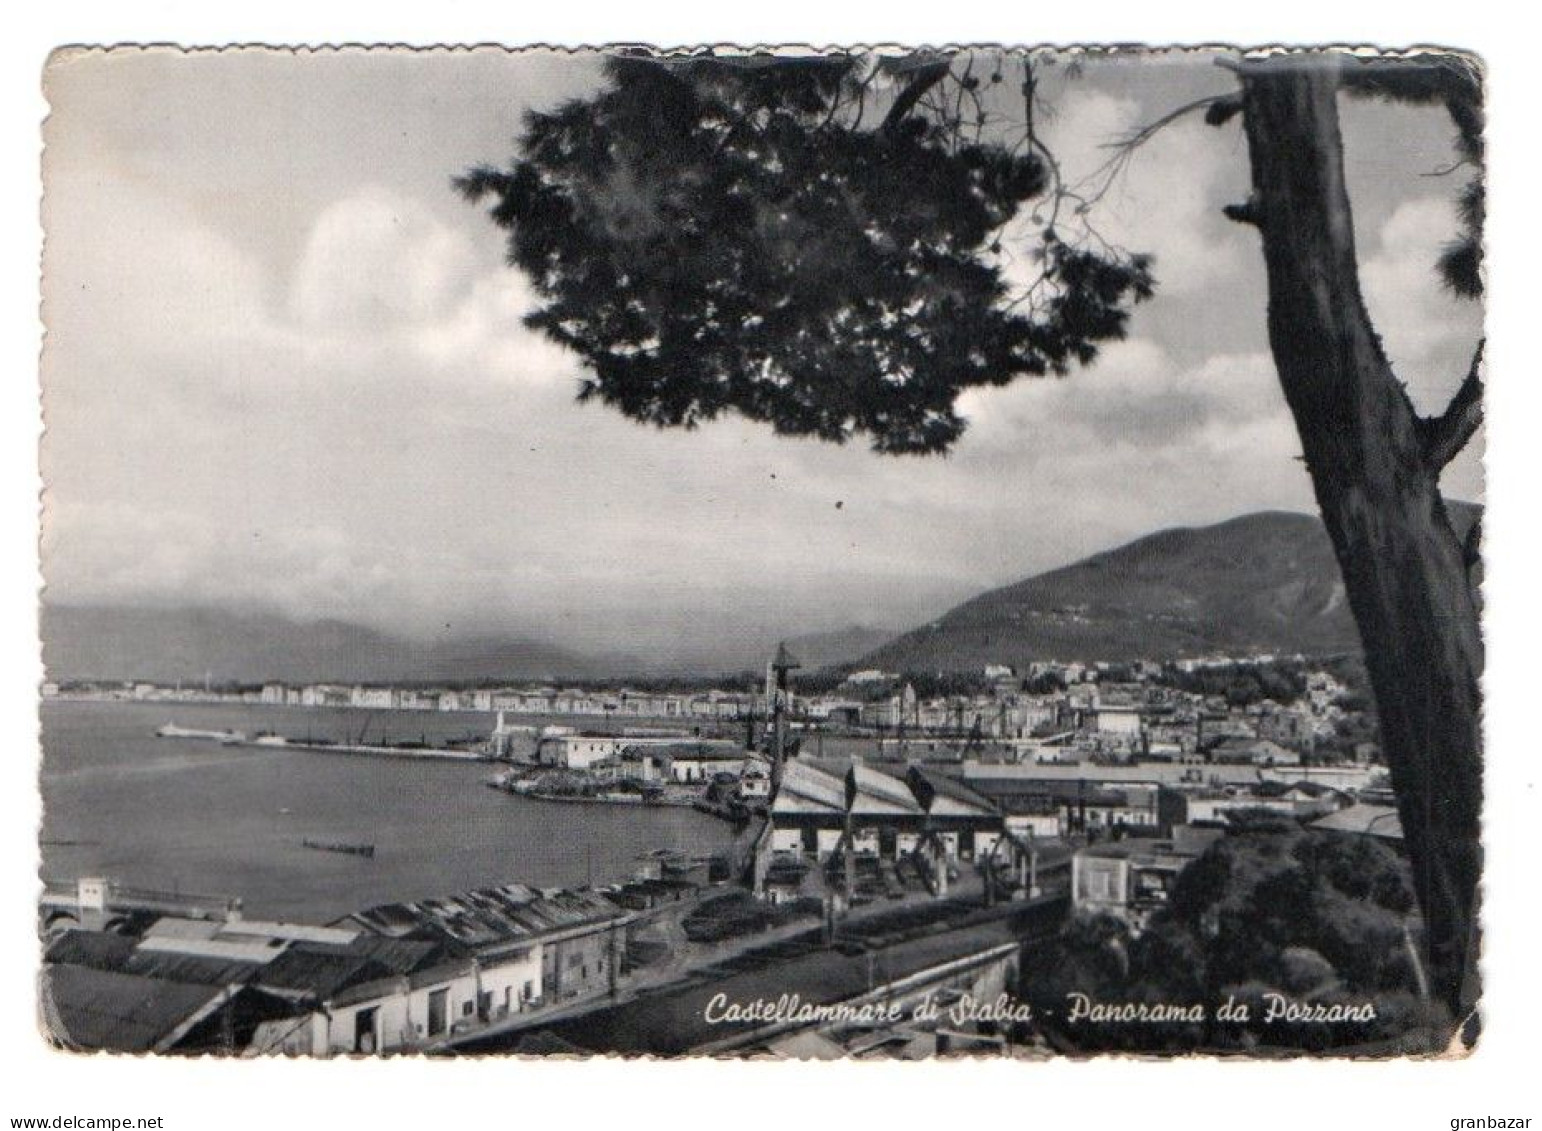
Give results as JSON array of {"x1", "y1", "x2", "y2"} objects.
[
  {"x1": 1070, "y1": 833, "x2": 1215, "y2": 933},
  {"x1": 339, "y1": 884, "x2": 631, "y2": 1017}
]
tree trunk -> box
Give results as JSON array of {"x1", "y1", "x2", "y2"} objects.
[{"x1": 1235, "y1": 56, "x2": 1483, "y2": 1034}]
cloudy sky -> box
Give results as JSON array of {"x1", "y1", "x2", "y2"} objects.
[{"x1": 39, "y1": 48, "x2": 1484, "y2": 664}]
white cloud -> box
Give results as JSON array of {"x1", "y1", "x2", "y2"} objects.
[
  {"x1": 289, "y1": 188, "x2": 479, "y2": 332},
  {"x1": 1360, "y1": 196, "x2": 1486, "y2": 409},
  {"x1": 45, "y1": 52, "x2": 1461, "y2": 661},
  {"x1": 40, "y1": 164, "x2": 1318, "y2": 651},
  {"x1": 1357, "y1": 195, "x2": 1486, "y2": 501},
  {"x1": 1029, "y1": 85, "x2": 1252, "y2": 297},
  {"x1": 956, "y1": 338, "x2": 1290, "y2": 457},
  {"x1": 43, "y1": 171, "x2": 272, "y2": 369}
]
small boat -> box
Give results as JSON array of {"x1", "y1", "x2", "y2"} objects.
[
  {"x1": 302, "y1": 838, "x2": 375, "y2": 859},
  {"x1": 156, "y1": 722, "x2": 247, "y2": 744}
]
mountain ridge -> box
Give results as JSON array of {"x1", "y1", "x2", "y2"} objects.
[
  {"x1": 39, "y1": 605, "x2": 605, "y2": 685},
  {"x1": 38, "y1": 605, "x2": 894, "y2": 684},
  {"x1": 41, "y1": 505, "x2": 1479, "y2": 683},
  {"x1": 858, "y1": 503, "x2": 1479, "y2": 673}
]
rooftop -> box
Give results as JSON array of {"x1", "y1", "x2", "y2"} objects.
[
  {"x1": 1311, "y1": 804, "x2": 1403, "y2": 841},
  {"x1": 339, "y1": 883, "x2": 628, "y2": 951},
  {"x1": 42, "y1": 964, "x2": 229, "y2": 1053},
  {"x1": 906, "y1": 766, "x2": 999, "y2": 816},
  {"x1": 849, "y1": 762, "x2": 924, "y2": 816},
  {"x1": 1077, "y1": 837, "x2": 1205, "y2": 864},
  {"x1": 772, "y1": 759, "x2": 847, "y2": 814}
]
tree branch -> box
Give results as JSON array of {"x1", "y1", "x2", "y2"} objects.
[
  {"x1": 1420, "y1": 338, "x2": 1486, "y2": 470},
  {"x1": 1222, "y1": 195, "x2": 1261, "y2": 226},
  {"x1": 881, "y1": 59, "x2": 953, "y2": 134},
  {"x1": 1204, "y1": 94, "x2": 1244, "y2": 127}
]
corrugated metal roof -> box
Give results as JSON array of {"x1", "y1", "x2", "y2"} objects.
[
  {"x1": 339, "y1": 902, "x2": 422, "y2": 938},
  {"x1": 341, "y1": 883, "x2": 627, "y2": 953},
  {"x1": 138, "y1": 934, "x2": 285, "y2": 964},
  {"x1": 849, "y1": 763, "x2": 923, "y2": 815},
  {"x1": 42, "y1": 965, "x2": 226, "y2": 1053},
  {"x1": 772, "y1": 759, "x2": 846, "y2": 814},
  {"x1": 254, "y1": 949, "x2": 387, "y2": 998},
  {"x1": 222, "y1": 920, "x2": 359, "y2": 946},
  {"x1": 342, "y1": 935, "x2": 441, "y2": 975},
  {"x1": 124, "y1": 950, "x2": 265, "y2": 987},
  {"x1": 968, "y1": 777, "x2": 1140, "y2": 807},
  {"x1": 44, "y1": 929, "x2": 136, "y2": 971},
  {"x1": 907, "y1": 766, "x2": 999, "y2": 816}
]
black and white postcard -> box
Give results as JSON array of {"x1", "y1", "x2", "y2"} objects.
[{"x1": 35, "y1": 45, "x2": 1489, "y2": 1061}]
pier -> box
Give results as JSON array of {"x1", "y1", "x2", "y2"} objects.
[{"x1": 40, "y1": 877, "x2": 241, "y2": 937}]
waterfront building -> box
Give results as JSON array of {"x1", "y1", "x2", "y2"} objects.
[
  {"x1": 41, "y1": 877, "x2": 635, "y2": 1056},
  {"x1": 712, "y1": 694, "x2": 752, "y2": 720},
  {"x1": 905, "y1": 766, "x2": 1010, "y2": 860},
  {"x1": 845, "y1": 760, "x2": 927, "y2": 857},
  {"x1": 43, "y1": 959, "x2": 290, "y2": 1054},
  {"x1": 648, "y1": 740, "x2": 749, "y2": 783},
  {"x1": 768, "y1": 759, "x2": 849, "y2": 856},
  {"x1": 483, "y1": 713, "x2": 541, "y2": 760},
  {"x1": 537, "y1": 733, "x2": 625, "y2": 770},
  {"x1": 43, "y1": 917, "x2": 446, "y2": 1055},
  {"x1": 764, "y1": 758, "x2": 1010, "y2": 866},
  {"x1": 339, "y1": 884, "x2": 631, "y2": 1016},
  {"x1": 352, "y1": 686, "x2": 395, "y2": 709},
  {"x1": 282, "y1": 949, "x2": 485, "y2": 1054}
]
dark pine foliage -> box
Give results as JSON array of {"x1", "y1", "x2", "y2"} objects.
[
  {"x1": 457, "y1": 53, "x2": 1154, "y2": 455},
  {"x1": 1024, "y1": 826, "x2": 1439, "y2": 1054},
  {"x1": 1340, "y1": 53, "x2": 1484, "y2": 299}
]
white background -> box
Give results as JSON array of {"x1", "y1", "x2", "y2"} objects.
[{"x1": 2, "y1": 3, "x2": 1536, "y2": 1128}]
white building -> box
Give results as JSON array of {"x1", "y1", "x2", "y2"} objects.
[
  {"x1": 1094, "y1": 703, "x2": 1143, "y2": 738},
  {"x1": 538, "y1": 734, "x2": 624, "y2": 770}
]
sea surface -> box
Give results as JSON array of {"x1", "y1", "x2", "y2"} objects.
[{"x1": 39, "y1": 700, "x2": 737, "y2": 922}]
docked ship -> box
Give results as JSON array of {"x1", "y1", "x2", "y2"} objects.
[{"x1": 154, "y1": 722, "x2": 246, "y2": 744}]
